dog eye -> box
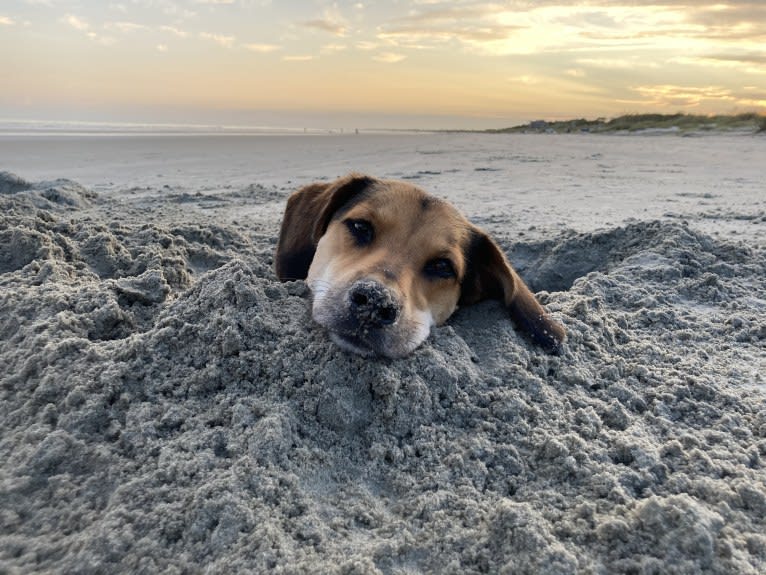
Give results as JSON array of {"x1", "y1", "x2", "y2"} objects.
[
  {"x1": 424, "y1": 258, "x2": 456, "y2": 279},
  {"x1": 345, "y1": 219, "x2": 374, "y2": 246}
]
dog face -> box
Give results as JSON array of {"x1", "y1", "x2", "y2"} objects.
[
  {"x1": 306, "y1": 182, "x2": 470, "y2": 357},
  {"x1": 275, "y1": 174, "x2": 565, "y2": 358}
]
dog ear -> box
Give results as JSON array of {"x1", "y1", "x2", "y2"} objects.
[
  {"x1": 275, "y1": 173, "x2": 375, "y2": 281},
  {"x1": 460, "y1": 228, "x2": 566, "y2": 354}
]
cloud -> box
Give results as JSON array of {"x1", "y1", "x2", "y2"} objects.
[
  {"x1": 86, "y1": 31, "x2": 116, "y2": 45},
  {"x1": 283, "y1": 55, "x2": 314, "y2": 62},
  {"x1": 373, "y1": 52, "x2": 407, "y2": 63},
  {"x1": 669, "y1": 52, "x2": 766, "y2": 76},
  {"x1": 576, "y1": 57, "x2": 660, "y2": 70},
  {"x1": 737, "y1": 98, "x2": 766, "y2": 108},
  {"x1": 105, "y1": 21, "x2": 149, "y2": 33},
  {"x1": 388, "y1": 4, "x2": 506, "y2": 25},
  {"x1": 629, "y1": 82, "x2": 766, "y2": 110},
  {"x1": 631, "y1": 84, "x2": 737, "y2": 108},
  {"x1": 63, "y1": 14, "x2": 116, "y2": 44},
  {"x1": 738, "y1": 86, "x2": 766, "y2": 108},
  {"x1": 0, "y1": 16, "x2": 15, "y2": 26},
  {"x1": 65, "y1": 14, "x2": 89, "y2": 31},
  {"x1": 378, "y1": 4, "x2": 522, "y2": 47},
  {"x1": 684, "y1": 1, "x2": 766, "y2": 32},
  {"x1": 200, "y1": 32, "x2": 236, "y2": 48},
  {"x1": 694, "y1": 52, "x2": 766, "y2": 65},
  {"x1": 302, "y1": 19, "x2": 346, "y2": 36},
  {"x1": 379, "y1": 24, "x2": 522, "y2": 46},
  {"x1": 374, "y1": 1, "x2": 766, "y2": 60},
  {"x1": 160, "y1": 25, "x2": 188, "y2": 38},
  {"x1": 510, "y1": 75, "x2": 542, "y2": 85},
  {"x1": 136, "y1": 0, "x2": 197, "y2": 19},
  {"x1": 157, "y1": 44, "x2": 168, "y2": 52},
  {"x1": 320, "y1": 43, "x2": 347, "y2": 54},
  {"x1": 244, "y1": 43, "x2": 281, "y2": 53}
]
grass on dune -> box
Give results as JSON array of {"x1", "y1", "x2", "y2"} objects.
[{"x1": 493, "y1": 113, "x2": 766, "y2": 134}]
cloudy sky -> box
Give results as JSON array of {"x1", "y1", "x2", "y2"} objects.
[{"x1": 1, "y1": 0, "x2": 765, "y2": 129}]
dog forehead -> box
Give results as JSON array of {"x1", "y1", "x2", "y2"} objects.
[
  {"x1": 363, "y1": 182, "x2": 465, "y2": 226},
  {"x1": 369, "y1": 181, "x2": 434, "y2": 206}
]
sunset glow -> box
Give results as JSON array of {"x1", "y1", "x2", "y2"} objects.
[{"x1": 1, "y1": 1, "x2": 764, "y2": 129}]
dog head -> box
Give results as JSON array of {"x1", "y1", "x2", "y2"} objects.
[{"x1": 275, "y1": 174, "x2": 565, "y2": 358}]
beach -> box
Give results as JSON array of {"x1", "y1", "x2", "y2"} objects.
[{"x1": 1, "y1": 131, "x2": 765, "y2": 574}]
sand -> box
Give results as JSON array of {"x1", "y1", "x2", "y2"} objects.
[{"x1": 1, "y1": 132, "x2": 765, "y2": 574}]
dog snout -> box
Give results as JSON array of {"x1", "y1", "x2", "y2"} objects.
[{"x1": 348, "y1": 280, "x2": 400, "y2": 327}]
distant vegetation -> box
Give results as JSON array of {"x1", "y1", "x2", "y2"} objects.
[{"x1": 491, "y1": 113, "x2": 766, "y2": 135}]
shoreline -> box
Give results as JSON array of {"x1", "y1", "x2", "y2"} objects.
[{"x1": 3, "y1": 113, "x2": 764, "y2": 138}]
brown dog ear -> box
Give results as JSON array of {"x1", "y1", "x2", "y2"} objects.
[
  {"x1": 275, "y1": 173, "x2": 375, "y2": 281},
  {"x1": 460, "y1": 228, "x2": 566, "y2": 354}
]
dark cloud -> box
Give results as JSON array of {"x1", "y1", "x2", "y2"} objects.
[
  {"x1": 378, "y1": 0, "x2": 766, "y2": 57},
  {"x1": 705, "y1": 53, "x2": 766, "y2": 65}
]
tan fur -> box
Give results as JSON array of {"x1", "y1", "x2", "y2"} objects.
[
  {"x1": 310, "y1": 186, "x2": 469, "y2": 324},
  {"x1": 275, "y1": 174, "x2": 565, "y2": 357}
]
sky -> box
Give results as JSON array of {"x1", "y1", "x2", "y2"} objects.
[{"x1": 1, "y1": 0, "x2": 765, "y2": 129}]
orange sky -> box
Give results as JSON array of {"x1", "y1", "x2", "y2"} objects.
[{"x1": 1, "y1": 1, "x2": 765, "y2": 129}]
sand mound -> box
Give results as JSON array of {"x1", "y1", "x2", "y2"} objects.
[
  {"x1": 1, "y1": 170, "x2": 97, "y2": 211},
  {"x1": 1, "y1": 177, "x2": 764, "y2": 574}
]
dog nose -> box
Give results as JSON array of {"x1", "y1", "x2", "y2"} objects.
[{"x1": 348, "y1": 280, "x2": 400, "y2": 326}]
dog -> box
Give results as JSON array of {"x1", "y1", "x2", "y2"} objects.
[{"x1": 275, "y1": 174, "x2": 565, "y2": 358}]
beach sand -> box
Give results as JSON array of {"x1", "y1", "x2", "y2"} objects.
[{"x1": 1, "y1": 133, "x2": 765, "y2": 573}]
